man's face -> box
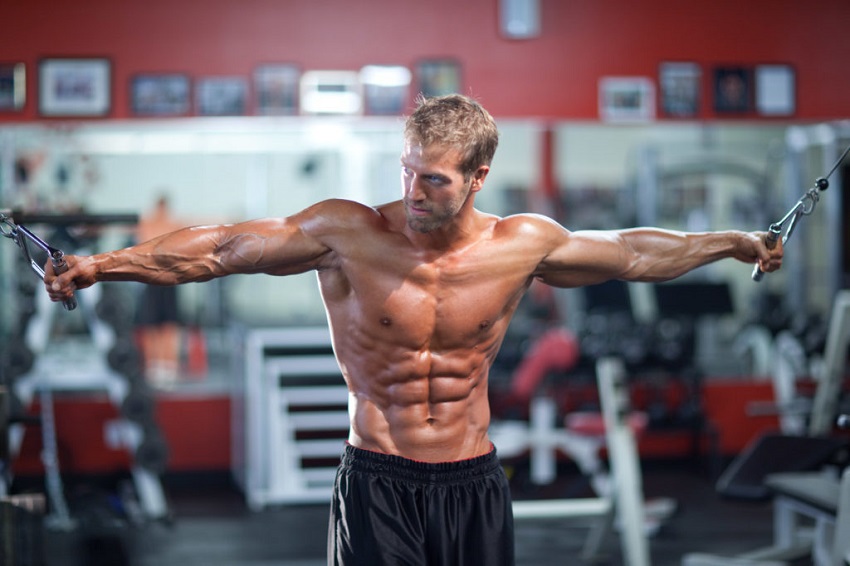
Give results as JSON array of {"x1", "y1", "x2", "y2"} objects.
[{"x1": 400, "y1": 141, "x2": 483, "y2": 233}]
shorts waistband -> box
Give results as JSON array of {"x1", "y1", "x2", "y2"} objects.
[{"x1": 341, "y1": 444, "x2": 501, "y2": 483}]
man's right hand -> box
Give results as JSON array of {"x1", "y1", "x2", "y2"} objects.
[{"x1": 43, "y1": 254, "x2": 93, "y2": 304}]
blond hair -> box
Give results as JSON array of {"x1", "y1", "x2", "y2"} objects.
[{"x1": 404, "y1": 94, "x2": 499, "y2": 180}]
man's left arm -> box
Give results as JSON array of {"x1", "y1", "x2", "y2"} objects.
[{"x1": 534, "y1": 226, "x2": 783, "y2": 288}]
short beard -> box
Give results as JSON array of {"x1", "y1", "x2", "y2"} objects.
[
  {"x1": 404, "y1": 197, "x2": 464, "y2": 233},
  {"x1": 405, "y1": 209, "x2": 444, "y2": 233}
]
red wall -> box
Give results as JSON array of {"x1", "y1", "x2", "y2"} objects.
[
  {"x1": 12, "y1": 382, "x2": 777, "y2": 476},
  {"x1": 14, "y1": 396, "x2": 231, "y2": 475},
  {"x1": 1, "y1": 0, "x2": 849, "y2": 121}
]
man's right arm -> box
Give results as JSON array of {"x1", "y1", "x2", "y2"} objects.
[{"x1": 45, "y1": 206, "x2": 335, "y2": 304}]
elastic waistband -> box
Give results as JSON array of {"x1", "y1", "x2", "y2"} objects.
[{"x1": 341, "y1": 444, "x2": 501, "y2": 483}]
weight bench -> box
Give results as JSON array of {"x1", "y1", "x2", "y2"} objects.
[
  {"x1": 715, "y1": 433, "x2": 849, "y2": 501},
  {"x1": 684, "y1": 291, "x2": 850, "y2": 565},
  {"x1": 764, "y1": 470, "x2": 850, "y2": 565},
  {"x1": 683, "y1": 433, "x2": 850, "y2": 566}
]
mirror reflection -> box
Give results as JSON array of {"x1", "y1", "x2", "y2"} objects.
[{"x1": 1, "y1": 117, "x2": 847, "y2": 388}]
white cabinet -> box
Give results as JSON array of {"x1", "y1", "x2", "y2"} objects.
[{"x1": 232, "y1": 326, "x2": 349, "y2": 509}]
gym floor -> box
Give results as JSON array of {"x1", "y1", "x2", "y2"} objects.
[{"x1": 32, "y1": 458, "x2": 781, "y2": 566}]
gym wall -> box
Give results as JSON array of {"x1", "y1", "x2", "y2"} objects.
[{"x1": 0, "y1": 0, "x2": 848, "y2": 121}]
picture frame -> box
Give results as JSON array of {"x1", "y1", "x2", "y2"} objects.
[
  {"x1": 196, "y1": 76, "x2": 248, "y2": 116},
  {"x1": 598, "y1": 77, "x2": 655, "y2": 123},
  {"x1": 415, "y1": 59, "x2": 461, "y2": 98},
  {"x1": 300, "y1": 70, "x2": 362, "y2": 115},
  {"x1": 713, "y1": 67, "x2": 752, "y2": 113},
  {"x1": 360, "y1": 65, "x2": 412, "y2": 116},
  {"x1": 131, "y1": 73, "x2": 190, "y2": 116},
  {"x1": 254, "y1": 64, "x2": 300, "y2": 115},
  {"x1": 755, "y1": 64, "x2": 795, "y2": 117},
  {"x1": 659, "y1": 62, "x2": 700, "y2": 118},
  {"x1": 498, "y1": 0, "x2": 541, "y2": 40},
  {"x1": 0, "y1": 63, "x2": 26, "y2": 111},
  {"x1": 39, "y1": 58, "x2": 111, "y2": 117}
]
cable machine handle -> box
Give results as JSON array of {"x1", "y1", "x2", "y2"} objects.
[
  {"x1": 1, "y1": 218, "x2": 77, "y2": 311},
  {"x1": 49, "y1": 251, "x2": 77, "y2": 311},
  {"x1": 751, "y1": 224, "x2": 782, "y2": 282}
]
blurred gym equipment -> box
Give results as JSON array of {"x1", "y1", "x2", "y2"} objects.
[
  {"x1": 0, "y1": 211, "x2": 170, "y2": 528},
  {"x1": 683, "y1": 291, "x2": 850, "y2": 566},
  {"x1": 496, "y1": 357, "x2": 660, "y2": 566},
  {"x1": 0, "y1": 488, "x2": 46, "y2": 566}
]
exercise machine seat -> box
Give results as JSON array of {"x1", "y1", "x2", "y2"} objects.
[{"x1": 716, "y1": 432, "x2": 849, "y2": 500}]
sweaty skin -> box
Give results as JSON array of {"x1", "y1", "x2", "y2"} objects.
[{"x1": 44, "y1": 143, "x2": 783, "y2": 463}]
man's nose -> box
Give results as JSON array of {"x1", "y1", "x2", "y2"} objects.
[{"x1": 406, "y1": 176, "x2": 426, "y2": 200}]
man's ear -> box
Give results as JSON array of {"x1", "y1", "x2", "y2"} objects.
[{"x1": 470, "y1": 165, "x2": 490, "y2": 193}]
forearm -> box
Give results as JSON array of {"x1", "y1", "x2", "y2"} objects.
[
  {"x1": 619, "y1": 228, "x2": 755, "y2": 282},
  {"x1": 94, "y1": 225, "x2": 231, "y2": 285}
]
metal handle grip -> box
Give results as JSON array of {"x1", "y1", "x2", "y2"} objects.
[
  {"x1": 50, "y1": 252, "x2": 77, "y2": 311},
  {"x1": 751, "y1": 225, "x2": 781, "y2": 282}
]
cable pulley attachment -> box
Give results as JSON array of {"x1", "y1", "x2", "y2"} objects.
[{"x1": 752, "y1": 144, "x2": 850, "y2": 282}]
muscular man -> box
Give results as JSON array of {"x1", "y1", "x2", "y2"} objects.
[{"x1": 44, "y1": 94, "x2": 783, "y2": 566}]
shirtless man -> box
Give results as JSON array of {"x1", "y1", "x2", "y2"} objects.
[{"x1": 44, "y1": 94, "x2": 783, "y2": 566}]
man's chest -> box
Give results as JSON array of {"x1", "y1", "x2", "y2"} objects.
[{"x1": 323, "y1": 253, "x2": 532, "y2": 347}]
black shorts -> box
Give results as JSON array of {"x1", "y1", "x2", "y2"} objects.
[
  {"x1": 135, "y1": 284, "x2": 180, "y2": 326},
  {"x1": 328, "y1": 444, "x2": 515, "y2": 566}
]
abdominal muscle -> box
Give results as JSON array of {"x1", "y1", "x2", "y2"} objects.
[{"x1": 341, "y1": 344, "x2": 495, "y2": 463}]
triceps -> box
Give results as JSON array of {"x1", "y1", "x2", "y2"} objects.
[{"x1": 534, "y1": 230, "x2": 630, "y2": 288}]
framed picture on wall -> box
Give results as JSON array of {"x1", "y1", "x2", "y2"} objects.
[
  {"x1": 131, "y1": 74, "x2": 191, "y2": 116},
  {"x1": 360, "y1": 65, "x2": 412, "y2": 116},
  {"x1": 415, "y1": 59, "x2": 461, "y2": 98},
  {"x1": 659, "y1": 62, "x2": 700, "y2": 118},
  {"x1": 0, "y1": 62, "x2": 26, "y2": 111},
  {"x1": 755, "y1": 64, "x2": 795, "y2": 116},
  {"x1": 598, "y1": 77, "x2": 655, "y2": 123},
  {"x1": 196, "y1": 76, "x2": 248, "y2": 116},
  {"x1": 713, "y1": 67, "x2": 752, "y2": 113},
  {"x1": 38, "y1": 58, "x2": 112, "y2": 117},
  {"x1": 39, "y1": 58, "x2": 111, "y2": 117},
  {"x1": 254, "y1": 64, "x2": 300, "y2": 115}
]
